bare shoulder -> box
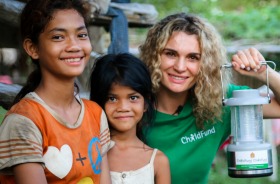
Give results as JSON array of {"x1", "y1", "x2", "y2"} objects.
[
  {"x1": 154, "y1": 149, "x2": 171, "y2": 184},
  {"x1": 154, "y1": 149, "x2": 169, "y2": 166},
  {"x1": 142, "y1": 145, "x2": 169, "y2": 169}
]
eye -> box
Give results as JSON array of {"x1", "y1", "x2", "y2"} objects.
[
  {"x1": 165, "y1": 51, "x2": 176, "y2": 58},
  {"x1": 78, "y1": 33, "x2": 89, "y2": 39},
  {"x1": 187, "y1": 54, "x2": 201, "y2": 62},
  {"x1": 130, "y1": 95, "x2": 140, "y2": 101},
  {"x1": 107, "y1": 96, "x2": 117, "y2": 102},
  {"x1": 52, "y1": 35, "x2": 64, "y2": 41},
  {"x1": 162, "y1": 49, "x2": 177, "y2": 58}
]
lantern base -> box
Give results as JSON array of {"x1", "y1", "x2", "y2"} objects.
[
  {"x1": 228, "y1": 168, "x2": 273, "y2": 178},
  {"x1": 227, "y1": 143, "x2": 273, "y2": 178}
]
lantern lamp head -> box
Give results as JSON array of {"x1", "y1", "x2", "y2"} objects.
[{"x1": 224, "y1": 89, "x2": 269, "y2": 144}]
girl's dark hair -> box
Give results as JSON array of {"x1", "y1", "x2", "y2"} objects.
[
  {"x1": 13, "y1": 0, "x2": 90, "y2": 106},
  {"x1": 89, "y1": 53, "x2": 156, "y2": 142}
]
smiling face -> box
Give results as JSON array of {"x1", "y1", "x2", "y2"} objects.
[
  {"x1": 104, "y1": 83, "x2": 146, "y2": 135},
  {"x1": 27, "y1": 9, "x2": 92, "y2": 80},
  {"x1": 159, "y1": 31, "x2": 201, "y2": 95}
]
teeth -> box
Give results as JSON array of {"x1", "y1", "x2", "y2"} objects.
[
  {"x1": 64, "y1": 58, "x2": 80, "y2": 63},
  {"x1": 171, "y1": 75, "x2": 185, "y2": 80}
]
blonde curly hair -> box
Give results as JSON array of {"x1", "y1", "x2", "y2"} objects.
[{"x1": 139, "y1": 13, "x2": 232, "y2": 128}]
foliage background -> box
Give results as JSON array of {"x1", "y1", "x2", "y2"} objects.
[
  {"x1": 131, "y1": 0, "x2": 280, "y2": 70},
  {"x1": 134, "y1": 0, "x2": 280, "y2": 43}
]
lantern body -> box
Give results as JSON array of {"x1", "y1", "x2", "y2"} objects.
[
  {"x1": 225, "y1": 89, "x2": 273, "y2": 178},
  {"x1": 231, "y1": 105, "x2": 263, "y2": 143}
]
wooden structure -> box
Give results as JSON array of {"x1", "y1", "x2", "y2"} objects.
[{"x1": 0, "y1": 0, "x2": 156, "y2": 48}]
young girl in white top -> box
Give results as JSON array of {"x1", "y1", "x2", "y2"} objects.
[{"x1": 89, "y1": 53, "x2": 171, "y2": 184}]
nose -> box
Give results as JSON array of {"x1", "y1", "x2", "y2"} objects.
[
  {"x1": 65, "y1": 37, "x2": 81, "y2": 52},
  {"x1": 174, "y1": 57, "x2": 187, "y2": 72},
  {"x1": 116, "y1": 100, "x2": 130, "y2": 112}
]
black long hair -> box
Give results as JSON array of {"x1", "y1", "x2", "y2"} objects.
[{"x1": 89, "y1": 53, "x2": 156, "y2": 142}]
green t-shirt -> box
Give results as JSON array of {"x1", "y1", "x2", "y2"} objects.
[{"x1": 145, "y1": 85, "x2": 249, "y2": 184}]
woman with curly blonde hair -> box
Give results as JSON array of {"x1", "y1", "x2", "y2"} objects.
[{"x1": 139, "y1": 12, "x2": 280, "y2": 184}]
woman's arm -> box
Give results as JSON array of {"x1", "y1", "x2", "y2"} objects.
[
  {"x1": 154, "y1": 150, "x2": 171, "y2": 184},
  {"x1": 231, "y1": 47, "x2": 280, "y2": 118},
  {"x1": 13, "y1": 163, "x2": 47, "y2": 184}
]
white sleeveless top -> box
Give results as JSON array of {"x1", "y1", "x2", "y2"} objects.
[{"x1": 110, "y1": 149, "x2": 157, "y2": 184}]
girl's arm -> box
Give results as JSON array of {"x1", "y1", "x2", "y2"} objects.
[
  {"x1": 13, "y1": 163, "x2": 47, "y2": 184},
  {"x1": 99, "y1": 111, "x2": 112, "y2": 183},
  {"x1": 154, "y1": 150, "x2": 171, "y2": 184},
  {"x1": 100, "y1": 154, "x2": 112, "y2": 184},
  {"x1": 231, "y1": 47, "x2": 280, "y2": 118}
]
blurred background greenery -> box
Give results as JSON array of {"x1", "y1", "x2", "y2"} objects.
[
  {"x1": 131, "y1": 0, "x2": 280, "y2": 70},
  {"x1": 0, "y1": 106, "x2": 6, "y2": 124},
  {"x1": 134, "y1": 0, "x2": 280, "y2": 43}
]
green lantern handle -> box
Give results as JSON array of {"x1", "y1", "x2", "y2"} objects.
[{"x1": 220, "y1": 61, "x2": 276, "y2": 106}]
